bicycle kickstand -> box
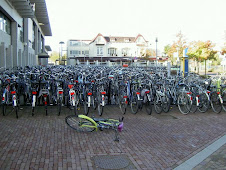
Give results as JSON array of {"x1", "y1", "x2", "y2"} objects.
[{"x1": 114, "y1": 129, "x2": 120, "y2": 142}]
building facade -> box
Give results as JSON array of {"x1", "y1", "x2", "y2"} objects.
[
  {"x1": 67, "y1": 33, "x2": 149, "y2": 65},
  {"x1": 0, "y1": 0, "x2": 52, "y2": 69}
]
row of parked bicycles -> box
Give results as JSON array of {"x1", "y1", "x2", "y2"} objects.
[{"x1": 0, "y1": 65, "x2": 225, "y2": 118}]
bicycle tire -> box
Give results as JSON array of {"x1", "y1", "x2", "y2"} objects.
[
  {"x1": 145, "y1": 101, "x2": 152, "y2": 115},
  {"x1": 15, "y1": 106, "x2": 18, "y2": 119},
  {"x1": 32, "y1": 107, "x2": 34, "y2": 116},
  {"x1": 190, "y1": 93, "x2": 198, "y2": 113},
  {"x1": 65, "y1": 115, "x2": 96, "y2": 132},
  {"x1": 210, "y1": 92, "x2": 222, "y2": 113},
  {"x1": 2, "y1": 104, "x2": 6, "y2": 116},
  {"x1": 222, "y1": 91, "x2": 226, "y2": 112},
  {"x1": 57, "y1": 99, "x2": 62, "y2": 116},
  {"x1": 130, "y1": 91, "x2": 138, "y2": 114},
  {"x1": 82, "y1": 94, "x2": 89, "y2": 116},
  {"x1": 97, "y1": 95, "x2": 103, "y2": 116},
  {"x1": 154, "y1": 95, "x2": 162, "y2": 114},
  {"x1": 19, "y1": 95, "x2": 25, "y2": 106},
  {"x1": 177, "y1": 93, "x2": 190, "y2": 115},
  {"x1": 119, "y1": 95, "x2": 127, "y2": 114},
  {"x1": 198, "y1": 93, "x2": 209, "y2": 113},
  {"x1": 162, "y1": 95, "x2": 170, "y2": 113}
]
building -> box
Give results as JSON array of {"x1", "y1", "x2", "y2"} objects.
[
  {"x1": 67, "y1": 33, "x2": 149, "y2": 65},
  {"x1": 67, "y1": 39, "x2": 91, "y2": 65},
  {"x1": 0, "y1": 0, "x2": 52, "y2": 69}
]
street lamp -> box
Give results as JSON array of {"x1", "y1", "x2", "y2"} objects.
[
  {"x1": 155, "y1": 37, "x2": 158, "y2": 69},
  {"x1": 59, "y1": 41, "x2": 65, "y2": 65}
]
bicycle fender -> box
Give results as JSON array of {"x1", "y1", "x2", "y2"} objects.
[{"x1": 78, "y1": 115, "x2": 98, "y2": 129}]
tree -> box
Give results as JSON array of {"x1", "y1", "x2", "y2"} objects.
[
  {"x1": 49, "y1": 51, "x2": 60, "y2": 63},
  {"x1": 187, "y1": 40, "x2": 217, "y2": 75},
  {"x1": 221, "y1": 43, "x2": 226, "y2": 55},
  {"x1": 142, "y1": 48, "x2": 156, "y2": 60},
  {"x1": 164, "y1": 44, "x2": 177, "y2": 65},
  {"x1": 163, "y1": 31, "x2": 187, "y2": 66},
  {"x1": 174, "y1": 30, "x2": 187, "y2": 58}
]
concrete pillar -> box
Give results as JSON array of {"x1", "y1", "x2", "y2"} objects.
[
  {"x1": 42, "y1": 36, "x2": 45, "y2": 52},
  {"x1": 167, "y1": 62, "x2": 171, "y2": 77},
  {"x1": 11, "y1": 22, "x2": 18, "y2": 67},
  {"x1": 6, "y1": 45, "x2": 13, "y2": 69},
  {"x1": 23, "y1": 18, "x2": 29, "y2": 66},
  {"x1": 38, "y1": 31, "x2": 41, "y2": 53},
  {"x1": 0, "y1": 43, "x2": 6, "y2": 68},
  {"x1": 34, "y1": 25, "x2": 38, "y2": 66},
  {"x1": 18, "y1": 49, "x2": 22, "y2": 66},
  {"x1": 34, "y1": 25, "x2": 38, "y2": 54}
]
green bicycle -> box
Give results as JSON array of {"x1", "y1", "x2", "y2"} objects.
[{"x1": 65, "y1": 114, "x2": 124, "y2": 141}]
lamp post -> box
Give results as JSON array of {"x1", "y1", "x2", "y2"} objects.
[
  {"x1": 59, "y1": 41, "x2": 64, "y2": 65},
  {"x1": 155, "y1": 37, "x2": 158, "y2": 69}
]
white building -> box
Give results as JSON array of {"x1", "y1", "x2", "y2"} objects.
[
  {"x1": 67, "y1": 39, "x2": 91, "y2": 65},
  {"x1": 67, "y1": 33, "x2": 149, "y2": 65},
  {"x1": 0, "y1": 0, "x2": 52, "y2": 68}
]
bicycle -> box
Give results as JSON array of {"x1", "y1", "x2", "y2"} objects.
[{"x1": 65, "y1": 114, "x2": 124, "y2": 141}]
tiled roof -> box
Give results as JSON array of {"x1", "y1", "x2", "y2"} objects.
[
  {"x1": 90, "y1": 33, "x2": 148, "y2": 44},
  {"x1": 104, "y1": 36, "x2": 136, "y2": 43}
]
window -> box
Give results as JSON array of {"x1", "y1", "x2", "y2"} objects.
[
  {"x1": 108, "y1": 48, "x2": 116, "y2": 56},
  {"x1": 97, "y1": 47, "x2": 103, "y2": 55},
  {"x1": 0, "y1": 11, "x2": 11, "y2": 35},
  {"x1": 18, "y1": 24, "x2": 24, "y2": 42},
  {"x1": 32, "y1": 24, "x2": 35, "y2": 49},
  {"x1": 70, "y1": 50, "x2": 80, "y2": 55},
  {"x1": 0, "y1": 13, "x2": 3, "y2": 30},
  {"x1": 70, "y1": 41, "x2": 81, "y2": 46}
]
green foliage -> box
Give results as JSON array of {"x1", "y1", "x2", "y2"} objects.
[
  {"x1": 49, "y1": 51, "x2": 60, "y2": 63},
  {"x1": 187, "y1": 40, "x2": 217, "y2": 62},
  {"x1": 187, "y1": 40, "x2": 218, "y2": 75}
]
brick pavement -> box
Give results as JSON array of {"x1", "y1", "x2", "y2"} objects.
[
  {"x1": 193, "y1": 144, "x2": 226, "y2": 170},
  {"x1": 0, "y1": 105, "x2": 225, "y2": 170}
]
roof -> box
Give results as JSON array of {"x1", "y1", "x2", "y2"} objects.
[
  {"x1": 90, "y1": 33, "x2": 148, "y2": 44},
  {"x1": 104, "y1": 36, "x2": 136, "y2": 43},
  {"x1": 30, "y1": 0, "x2": 52, "y2": 36},
  {"x1": 9, "y1": 0, "x2": 52, "y2": 36}
]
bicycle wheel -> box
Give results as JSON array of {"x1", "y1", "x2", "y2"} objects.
[
  {"x1": 130, "y1": 91, "x2": 138, "y2": 114},
  {"x1": 198, "y1": 93, "x2": 210, "y2": 113},
  {"x1": 57, "y1": 99, "x2": 62, "y2": 116},
  {"x1": 97, "y1": 94, "x2": 103, "y2": 116},
  {"x1": 145, "y1": 101, "x2": 152, "y2": 115},
  {"x1": 190, "y1": 93, "x2": 198, "y2": 113},
  {"x1": 65, "y1": 115, "x2": 96, "y2": 132},
  {"x1": 15, "y1": 106, "x2": 18, "y2": 119},
  {"x1": 32, "y1": 107, "x2": 34, "y2": 116},
  {"x1": 119, "y1": 94, "x2": 127, "y2": 114},
  {"x1": 83, "y1": 95, "x2": 89, "y2": 116},
  {"x1": 2, "y1": 104, "x2": 6, "y2": 116},
  {"x1": 210, "y1": 92, "x2": 222, "y2": 113},
  {"x1": 92, "y1": 95, "x2": 97, "y2": 110},
  {"x1": 177, "y1": 93, "x2": 190, "y2": 115},
  {"x1": 162, "y1": 95, "x2": 170, "y2": 113},
  {"x1": 154, "y1": 95, "x2": 162, "y2": 114},
  {"x1": 222, "y1": 91, "x2": 226, "y2": 112}
]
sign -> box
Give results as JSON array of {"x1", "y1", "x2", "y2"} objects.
[{"x1": 184, "y1": 48, "x2": 188, "y2": 58}]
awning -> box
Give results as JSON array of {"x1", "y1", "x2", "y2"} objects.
[{"x1": 38, "y1": 52, "x2": 49, "y2": 58}]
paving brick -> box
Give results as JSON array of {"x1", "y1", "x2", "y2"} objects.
[{"x1": 0, "y1": 106, "x2": 225, "y2": 169}]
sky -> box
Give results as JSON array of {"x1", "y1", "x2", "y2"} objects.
[{"x1": 45, "y1": 0, "x2": 226, "y2": 53}]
